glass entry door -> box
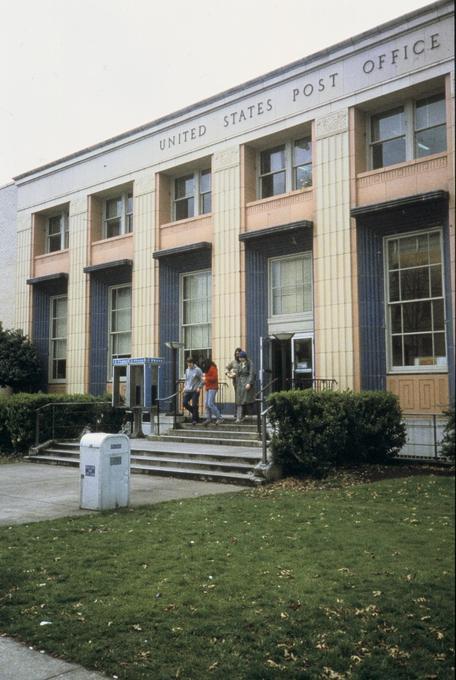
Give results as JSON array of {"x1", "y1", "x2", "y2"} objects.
[{"x1": 292, "y1": 334, "x2": 313, "y2": 389}]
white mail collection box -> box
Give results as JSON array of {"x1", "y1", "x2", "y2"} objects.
[{"x1": 80, "y1": 433, "x2": 130, "y2": 510}]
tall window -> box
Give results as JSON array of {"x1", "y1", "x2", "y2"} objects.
[
  {"x1": 370, "y1": 93, "x2": 446, "y2": 169},
  {"x1": 181, "y1": 270, "x2": 211, "y2": 366},
  {"x1": 46, "y1": 213, "x2": 69, "y2": 253},
  {"x1": 371, "y1": 107, "x2": 406, "y2": 169},
  {"x1": 108, "y1": 285, "x2": 131, "y2": 377},
  {"x1": 385, "y1": 230, "x2": 447, "y2": 370},
  {"x1": 104, "y1": 192, "x2": 133, "y2": 238},
  {"x1": 174, "y1": 169, "x2": 211, "y2": 221},
  {"x1": 415, "y1": 94, "x2": 447, "y2": 158},
  {"x1": 270, "y1": 254, "x2": 313, "y2": 316},
  {"x1": 49, "y1": 296, "x2": 67, "y2": 381},
  {"x1": 259, "y1": 137, "x2": 312, "y2": 199}
]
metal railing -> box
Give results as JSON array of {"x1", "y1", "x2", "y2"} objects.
[
  {"x1": 34, "y1": 401, "x2": 123, "y2": 448},
  {"x1": 400, "y1": 412, "x2": 450, "y2": 461}
]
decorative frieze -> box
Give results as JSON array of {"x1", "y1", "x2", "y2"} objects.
[
  {"x1": 358, "y1": 155, "x2": 448, "y2": 187},
  {"x1": 315, "y1": 110, "x2": 349, "y2": 140}
]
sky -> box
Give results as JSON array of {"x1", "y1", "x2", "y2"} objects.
[{"x1": 0, "y1": 0, "x2": 436, "y2": 187}]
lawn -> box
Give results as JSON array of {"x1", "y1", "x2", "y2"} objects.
[{"x1": 0, "y1": 471, "x2": 454, "y2": 679}]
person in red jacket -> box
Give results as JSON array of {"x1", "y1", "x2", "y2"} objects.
[{"x1": 202, "y1": 360, "x2": 224, "y2": 426}]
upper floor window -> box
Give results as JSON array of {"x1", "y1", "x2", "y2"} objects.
[
  {"x1": 108, "y1": 285, "x2": 131, "y2": 377},
  {"x1": 49, "y1": 295, "x2": 67, "y2": 381},
  {"x1": 370, "y1": 93, "x2": 446, "y2": 170},
  {"x1": 385, "y1": 229, "x2": 447, "y2": 371},
  {"x1": 46, "y1": 213, "x2": 69, "y2": 253},
  {"x1": 269, "y1": 253, "x2": 313, "y2": 317},
  {"x1": 259, "y1": 137, "x2": 312, "y2": 199},
  {"x1": 104, "y1": 192, "x2": 133, "y2": 238},
  {"x1": 174, "y1": 169, "x2": 211, "y2": 221}
]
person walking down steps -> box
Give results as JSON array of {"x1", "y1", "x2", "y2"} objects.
[
  {"x1": 182, "y1": 356, "x2": 204, "y2": 425},
  {"x1": 234, "y1": 350, "x2": 256, "y2": 423},
  {"x1": 202, "y1": 360, "x2": 224, "y2": 426}
]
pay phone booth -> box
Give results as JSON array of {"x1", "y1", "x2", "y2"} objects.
[{"x1": 112, "y1": 357, "x2": 163, "y2": 437}]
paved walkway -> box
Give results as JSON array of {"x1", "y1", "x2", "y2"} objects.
[{"x1": 0, "y1": 462, "x2": 244, "y2": 678}]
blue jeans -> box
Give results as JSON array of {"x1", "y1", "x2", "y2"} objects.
[
  {"x1": 183, "y1": 390, "x2": 200, "y2": 422},
  {"x1": 205, "y1": 389, "x2": 221, "y2": 420}
]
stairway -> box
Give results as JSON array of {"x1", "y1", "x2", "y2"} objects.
[{"x1": 25, "y1": 418, "x2": 264, "y2": 486}]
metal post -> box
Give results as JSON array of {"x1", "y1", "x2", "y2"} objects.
[
  {"x1": 35, "y1": 411, "x2": 40, "y2": 447},
  {"x1": 433, "y1": 413, "x2": 438, "y2": 459},
  {"x1": 171, "y1": 347, "x2": 177, "y2": 419},
  {"x1": 261, "y1": 410, "x2": 268, "y2": 465},
  {"x1": 52, "y1": 405, "x2": 55, "y2": 441}
]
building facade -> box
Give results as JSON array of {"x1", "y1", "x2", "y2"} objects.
[{"x1": 13, "y1": 1, "x2": 454, "y2": 416}]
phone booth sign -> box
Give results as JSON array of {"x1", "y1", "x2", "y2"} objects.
[{"x1": 112, "y1": 357, "x2": 163, "y2": 408}]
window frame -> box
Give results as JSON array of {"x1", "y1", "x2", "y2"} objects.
[
  {"x1": 108, "y1": 283, "x2": 132, "y2": 380},
  {"x1": 383, "y1": 228, "x2": 447, "y2": 374},
  {"x1": 268, "y1": 252, "x2": 314, "y2": 322},
  {"x1": 103, "y1": 191, "x2": 133, "y2": 239},
  {"x1": 179, "y1": 268, "x2": 212, "y2": 366},
  {"x1": 257, "y1": 136, "x2": 312, "y2": 199},
  {"x1": 173, "y1": 169, "x2": 212, "y2": 222},
  {"x1": 368, "y1": 93, "x2": 447, "y2": 170},
  {"x1": 46, "y1": 212, "x2": 69, "y2": 253},
  {"x1": 48, "y1": 294, "x2": 67, "y2": 383}
]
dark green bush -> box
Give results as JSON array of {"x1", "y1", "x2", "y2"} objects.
[
  {"x1": 440, "y1": 406, "x2": 455, "y2": 461},
  {"x1": 0, "y1": 396, "x2": 13, "y2": 452},
  {"x1": 0, "y1": 325, "x2": 42, "y2": 392},
  {"x1": 1, "y1": 393, "x2": 125, "y2": 454},
  {"x1": 268, "y1": 389, "x2": 406, "y2": 478}
]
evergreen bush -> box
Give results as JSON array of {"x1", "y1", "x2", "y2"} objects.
[
  {"x1": 268, "y1": 390, "x2": 406, "y2": 477},
  {"x1": 1, "y1": 393, "x2": 125, "y2": 454}
]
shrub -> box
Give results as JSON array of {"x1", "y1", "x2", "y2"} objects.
[
  {"x1": 268, "y1": 389, "x2": 406, "y2": 478},
  {"x1": 2, "y1": 393, "x2": 125, "y2": 454},
  {"x1": 0, "y1": 325, "x2": 42, "y2": 392},
  {"x1": 440, "y1": 406, "x2": 455, "y2": 461},
  {"x1": 0, "y1": 396, "x2": 13, "y2": 452}
]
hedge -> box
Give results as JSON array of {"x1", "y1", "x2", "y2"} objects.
[
  {"x1": 440, "y1": 406, "x2": 455, "y2": 461},
  {"x1": 0, "y1": 393, "x2": 125, "y2": 454},
  {"x1": 268, "y1": 389, "x2": 406, "y2": 478}
]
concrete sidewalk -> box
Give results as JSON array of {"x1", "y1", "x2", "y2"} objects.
[
  {"x1": 0, "y1": 462, "x2": 244, "y2": 678},
  {"x1": 0, "y1": 462, "x2": 242, "y2": 525}
]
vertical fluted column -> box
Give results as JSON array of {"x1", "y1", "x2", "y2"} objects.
[
  {"x1": 212, "y1": 147, "x2": 243, "y2": 393},
  {"x1": 131, "y1": 171, "x2": 157, "y2": 357},
  {"x1": 314, "y1": 109, "x2": 354, "y2": 389},
  {"x1": 66, "y1": 197, "x2": 89, "y2": 393},
  {"x1": 15, "y1": 211, "x2": 32, "y2": 334}
]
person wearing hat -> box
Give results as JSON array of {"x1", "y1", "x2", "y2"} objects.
[
  {"x1": 234, "y1": 350, "x2": 256, "y2": 423},
  {"x1": 182, "y1": 356, "x2": 204, "y2": 425}
]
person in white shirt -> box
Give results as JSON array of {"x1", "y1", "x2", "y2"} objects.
[{"x1": 182, "y1": 356, "x2": 204, "y2": 425}]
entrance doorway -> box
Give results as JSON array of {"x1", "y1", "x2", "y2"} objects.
[{"x1": 269, "y1": 334, "x2": 314, "y2": 391}]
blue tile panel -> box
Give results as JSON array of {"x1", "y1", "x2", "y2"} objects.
[
  {"x1": 356, "y1": 199, "x2": 453, "y2": 401},
  {"x1": 88, "y1": 266, "x2": 132, "y2": 396},
  {"x1": 158, "y1": 250, "x2": 212, "y2": 402},
  {"x1": 32, "y1": 279, "x2": 67, "y2": 389},
  {"x1": 244, "y1": 227, "x2": 313, "y2": 377}
]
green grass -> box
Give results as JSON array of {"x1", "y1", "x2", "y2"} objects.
[{"x1": 0, "y1": 474, "x2": 454, "y2": 679}]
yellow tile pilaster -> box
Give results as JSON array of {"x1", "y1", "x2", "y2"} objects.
[
  {"x1": 314, "y1": 110, "x2": 354, "y2": 389},
  {"x1": 66, "y1": 197, "x2": 89, "y2": 393},
  {"x1": 212, "y1": 147, "x2": 242, "y2": 396}
]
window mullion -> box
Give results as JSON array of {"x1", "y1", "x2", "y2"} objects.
[{"x1": 405, "y1": 100, "x2": 414, "y2": 161}]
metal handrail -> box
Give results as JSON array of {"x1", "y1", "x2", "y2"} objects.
[
  {"x1": 34, "y1": 401, "x2": 117, "y2": 447},
  {"x1": 155, "y1": 390, "x2": 178, "y2": 435},
  {"x1": 260, "y1": 404, "x2": 272, "y2": 465}
]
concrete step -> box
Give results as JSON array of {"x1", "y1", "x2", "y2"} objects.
[
  {"x1": 165, "y1": 427, "x2": 259, "y2": 441},
  {"x1": 26, "y1": 439, "x2": 263, "y2": 486},
  {"x1": 179, "y1": 421, "x2": 258, "y2": 432},
  {"x1": 131, "y1": 464, "x2": 257, "y2": 486},
  {"x1": 153, "y1": 434, "x2": 262, "y2": 447}
]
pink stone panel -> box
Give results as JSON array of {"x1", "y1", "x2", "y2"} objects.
[
  {"x1": 160, "y1": 214, "x2": 212, "y2": 250},
  {"x1": 34, "y1": 250, "x2": 70, "y2": 278},
  {"x1": 245, "y1": 189, "x2": 314, "y2": 231},
  {"x1": 91, "y1": 233, "x2": 134, "y2": 265}
]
